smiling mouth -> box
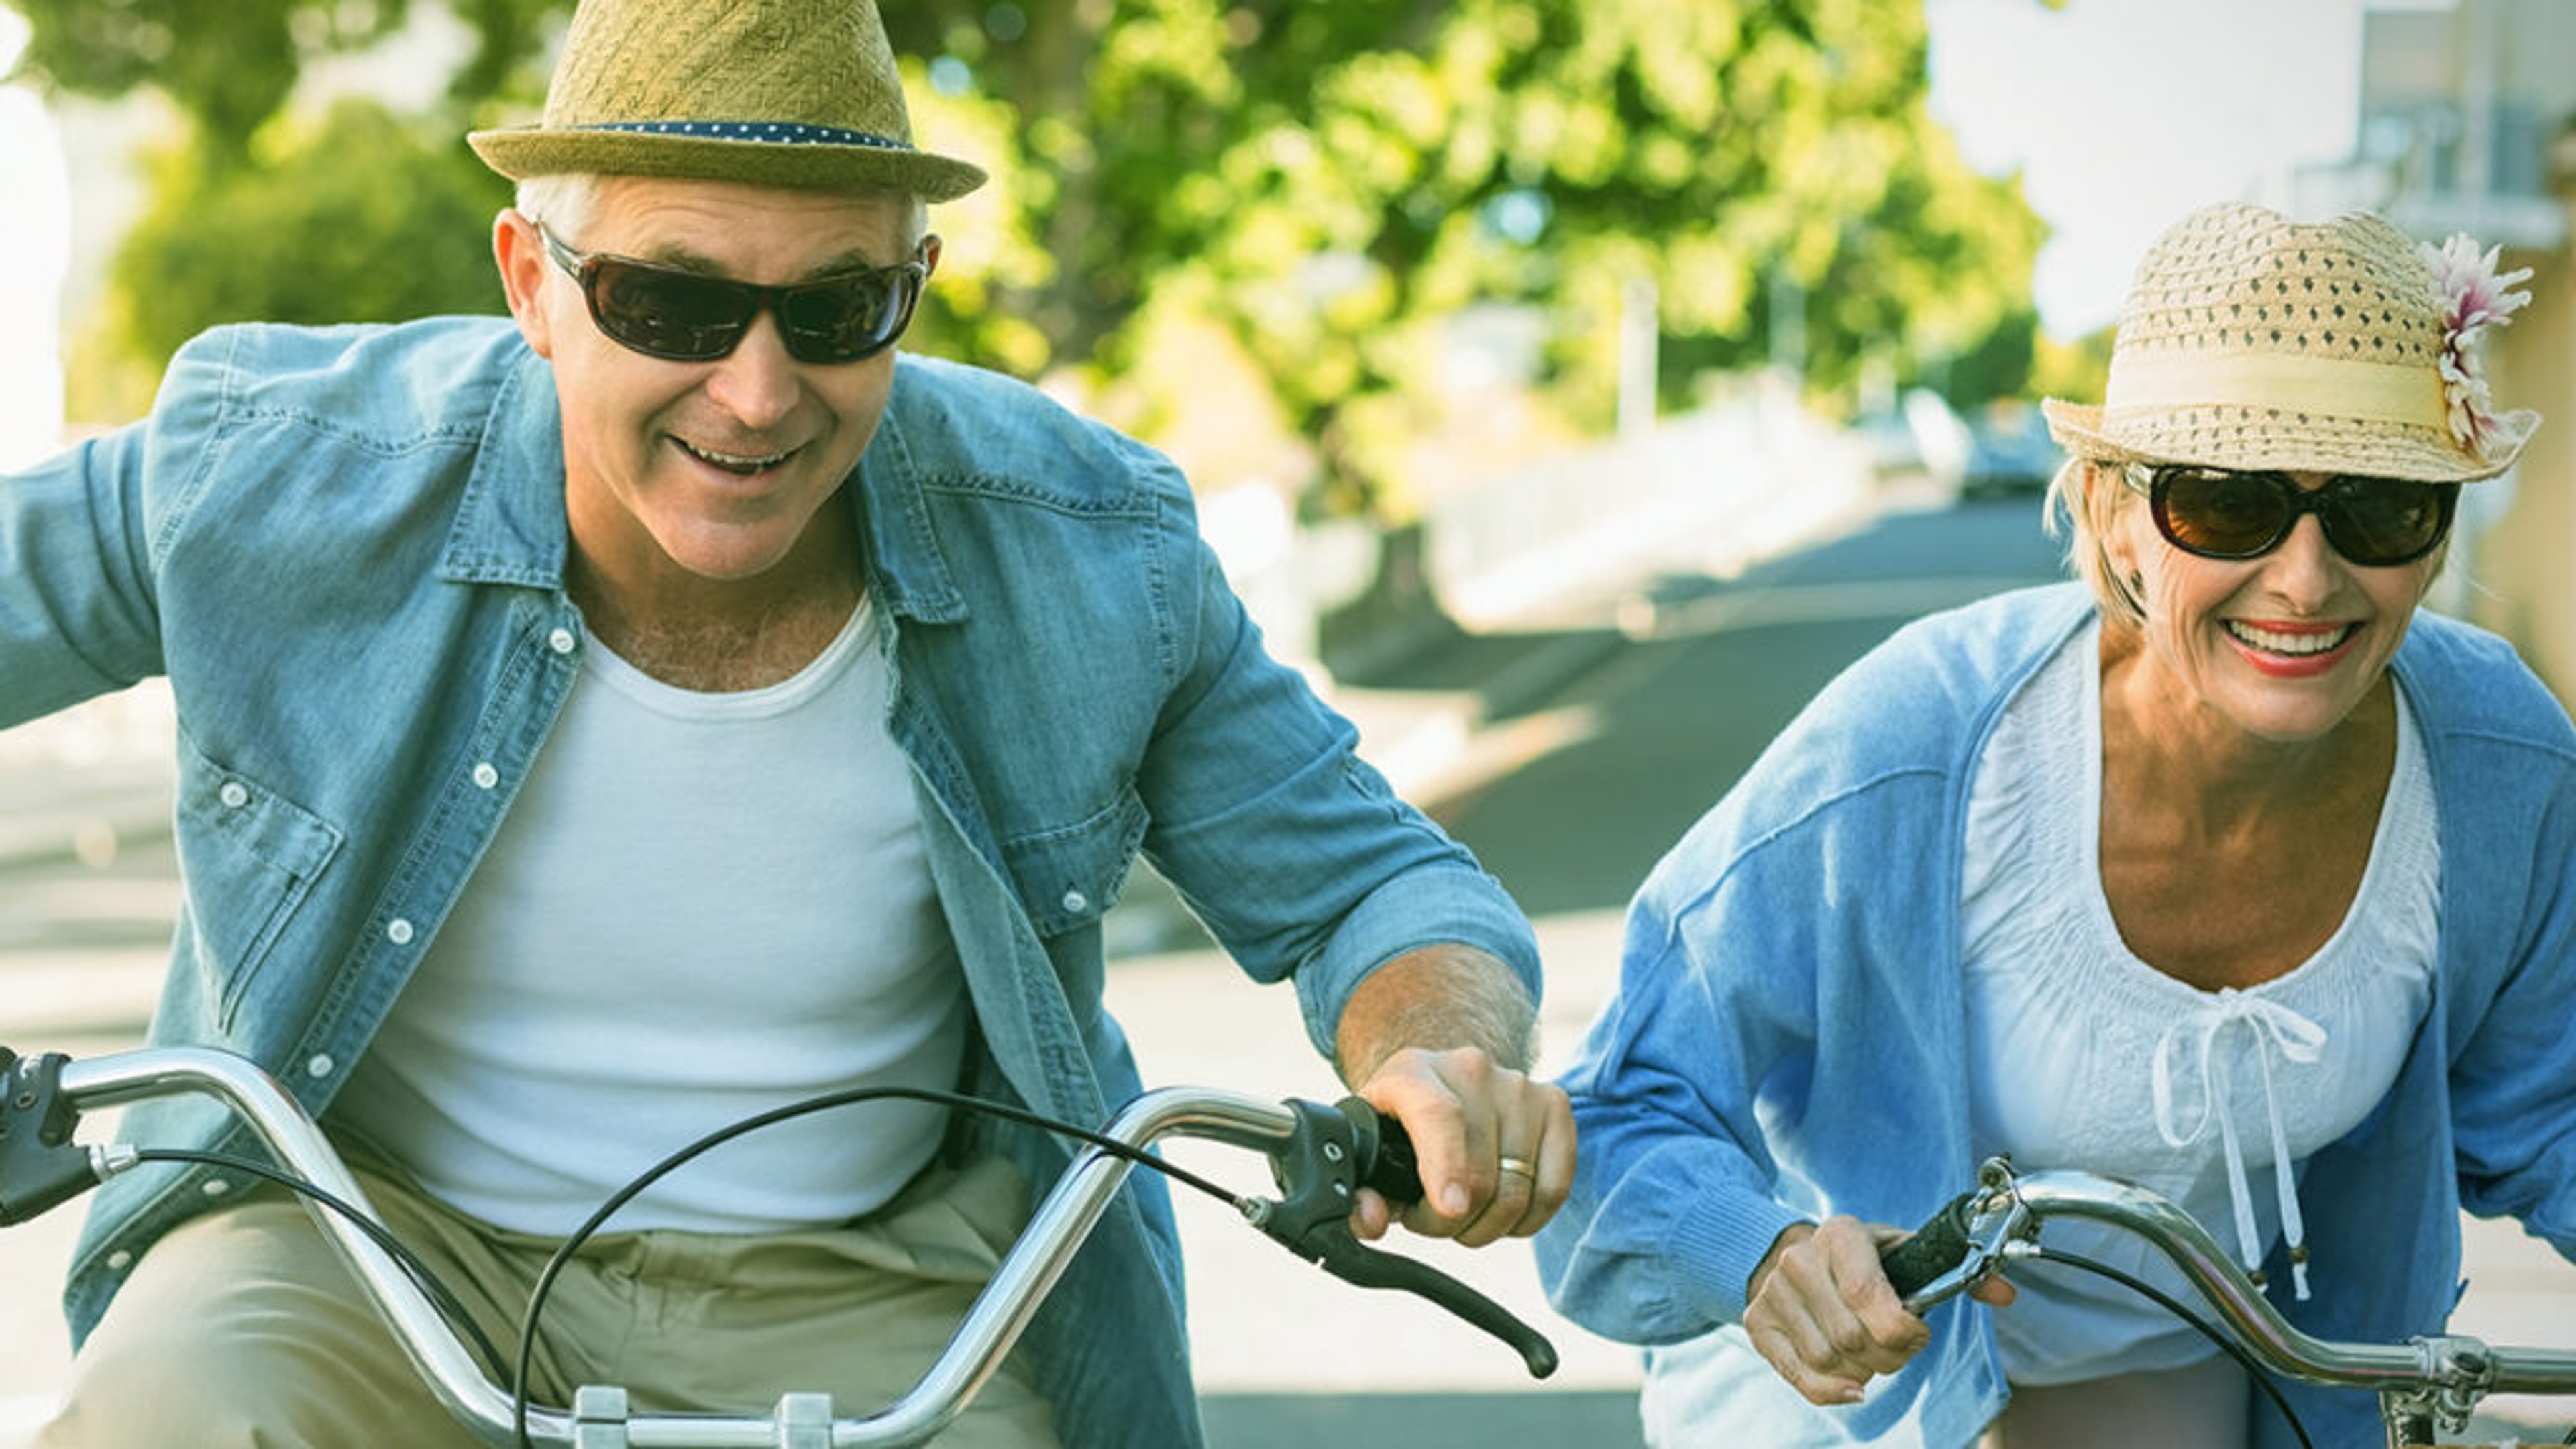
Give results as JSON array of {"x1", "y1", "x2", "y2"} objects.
[
  {"x1": 675, "y1": 437, "x2": 795, "y2": 476},
  {"x1": 2225, "y1": 620, "x2": 2357, "y2": 657}
]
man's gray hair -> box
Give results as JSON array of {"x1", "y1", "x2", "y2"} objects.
[
  {"x1": 513, "y1": 175, "x2": 926, "y2": 246},
  {"x1": 514, "y1": 174, "x2": 604, "y2": 236}
]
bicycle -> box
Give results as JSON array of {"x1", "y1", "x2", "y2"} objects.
[
  {"x1": 1876, "y1": 1156, "x2": 2576, "y2": 1449},
  {"x1": 0, "y1": 1042, "x2": 1559, "y2": 1448}
]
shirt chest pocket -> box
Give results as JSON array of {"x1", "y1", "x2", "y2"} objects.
[
  {"x1": 998, "y1": 787, "x2": 1148, "y2": 938},
  {"x1": 173, "y1": 733, "x2": 343, "y2": 1028}
]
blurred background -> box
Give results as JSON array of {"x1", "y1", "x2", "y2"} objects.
[
  {"x1": 5, "y1": 1, "x2": 2576, "y2": 1444},
  {"x1": 4, "y1": 0, "x2": 2574, "y2": 692}
]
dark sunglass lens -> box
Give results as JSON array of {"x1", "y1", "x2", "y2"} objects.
[
  {"x1": 590, "y1": 261, "x2": 752, "y2": 360},
  {"x1": 2158, "y1": 468, "x2": 2289, "y2": 556},
  {"x1": 2324, "y1": 480, "x2": 2453, "y2": 564},
  {"x1": 780, "y1": 270, "x2": 916, "y2": 364}
]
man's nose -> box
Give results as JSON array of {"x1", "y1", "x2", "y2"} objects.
[{"x1": 702, "y1": 309, "x2": 801, "y2": 429}]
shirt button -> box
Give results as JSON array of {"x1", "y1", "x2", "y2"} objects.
[
  {"x1": 218, "y1": 781, "x2": 250, "y2": 809},
  {"x1": 201, "y1": 1179, "x2": 230, "y2": 1197},
  {"x1": 106, "y1": 1250, "x2": 132, "y2": 1271},
  {"x1": 306, "y1": 1054, "x2": 335, "y2": 1079},
  {"x1": 1060, "y1": 889, "x2": 1088, "y2": 914},
  {"x1": 472, "y1": 762, "x2": 500, "y2": 790},
  {"x1": 549, "y1": 627, "x2": 577, "y2": 654},
  {"x1": 386, "y1": 918, "x2": 415, "y2": 945}
]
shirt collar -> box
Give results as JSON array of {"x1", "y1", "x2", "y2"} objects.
[
  {"x1": 432, "y1": 347, "x2": 967, "y2": 625},
  {"x1": 437, "y1": 339, "x2": 571, "y2": 590},
  {"x1": 851, "y1": 358, "x2": 965, "y2": 625}
]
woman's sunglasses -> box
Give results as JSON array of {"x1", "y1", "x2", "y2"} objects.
[
  {"x1": 2121, "y1": 464, "x2": 2459, "y2": 567},
  {"x1": 539, "y1": 225, "x2": 926, "y2": 365}
]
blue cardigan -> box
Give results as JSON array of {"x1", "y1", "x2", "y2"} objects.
[{"x1": 1536, "y1": 583, "x2": 2576, "y2": 1448}]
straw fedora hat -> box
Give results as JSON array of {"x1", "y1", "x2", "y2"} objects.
[
  {"x1": 468, "y1": 0, "x2": 986, "y2": 202},
  {"x1": 2044, "y1": 203, "x2": 2538, "y2": 483}
]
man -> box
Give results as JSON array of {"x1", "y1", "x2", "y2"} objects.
[{"x1": 2, "y1": 0, "x2": 1570, "y2": 1443}]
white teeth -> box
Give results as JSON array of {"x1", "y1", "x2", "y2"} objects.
[
  {"x1": 2227, "y1": 621, "x2": 2351, "y2": 656},
  {"x1": 678, "y1": 439, "x2": 790, "y2": 473}
]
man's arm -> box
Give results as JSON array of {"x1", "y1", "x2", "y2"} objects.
[
  {"x1": 1334, "y1": 942, "x2": 1574, "y2": 1246},
  {"x1": 3, "y1": 424, "x2": 164, "y2": 727}
]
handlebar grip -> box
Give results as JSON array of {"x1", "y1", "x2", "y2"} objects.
[
  {"x1": 1358, "y1": 1107, "x2": 1422, "y2": 1205},
  {"x1": 1878, "y1": 1191, "x2": 1978, "y2": 1301}
]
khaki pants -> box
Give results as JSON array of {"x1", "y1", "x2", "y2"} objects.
[{"x1": 36, "y1": 1146, "x2": 1059, "y2": 1448}]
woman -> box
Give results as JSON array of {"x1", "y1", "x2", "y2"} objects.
[{"x1": 1535, "y1": 201, "x2": 2574, "y2": 1448}]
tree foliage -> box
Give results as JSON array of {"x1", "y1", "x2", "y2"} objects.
[
  {"x1": 111, "y1": 99, "x2": 514, "y2": 364},
  {"x1": 9, "y1": 0, "x2": 2047, "y2": 518},
  {"x1": 4, "y1": 0, "x2": 560, "y2": 144},
  {"x1": 890, "y1": 0, "x2": 2047, "y2": 513}
]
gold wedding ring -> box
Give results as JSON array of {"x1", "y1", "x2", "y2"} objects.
[{"x1": 1498, "y1": 1155, "x2": 1536, "y2": 1179}]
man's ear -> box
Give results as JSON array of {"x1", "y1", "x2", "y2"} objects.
[{"x1": 493, "y1": 209, "x2": 557, "y2": 359}]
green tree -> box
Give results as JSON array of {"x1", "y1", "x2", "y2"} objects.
[
  {"x1": 5, "y1": 0, "x2": 559, "y2": 147},
  {"x1": 885, "y1": 0, "x2": 2047, "y2": 514},
  {"x1": 11, "y1": 0, "x2": 2047, "y2": 518},
  {"x1": 114, "y1": 99, "x2": 513, "y2": 362},
  {"x1": 60, "y1": 97, "x2": 514, "y2": 420}
]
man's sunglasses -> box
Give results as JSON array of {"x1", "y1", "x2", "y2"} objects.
[
  {"x1": 539, "y1": 225, "x2": 926, "y2": 365},
  {"x1": 2121, "y1": 464, "x2": 2459, "y2": 567}
]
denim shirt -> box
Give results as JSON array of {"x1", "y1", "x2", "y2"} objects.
[
  {"x1": 1535, "y1": 584, "x2": 2576, "y2": 1448},
  {"x1": 1, "y1": 317, "x2": 1540, "y2": 1446}
]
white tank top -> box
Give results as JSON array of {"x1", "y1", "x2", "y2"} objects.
[
  {"x1": 332, "y1": 597, "x2": 968, "y2": 1235},
  {"x1": 1960, "y1": 622, "x2": 2436, "y2": 1384}
]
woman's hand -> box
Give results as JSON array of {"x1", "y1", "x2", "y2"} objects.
[{"x1": 1744, "y1": 1216, "x2": 2015, "y2": 1405}]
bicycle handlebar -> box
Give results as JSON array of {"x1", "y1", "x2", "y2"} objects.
[
  {"x1": 1876, "y1": 1157, "x2": 2576, "y2": 1442},
  {"x1": 1, "y1": 1044, "x2": 1556, "y2": 1448}
]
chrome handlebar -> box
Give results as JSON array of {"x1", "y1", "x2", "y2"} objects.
[
  {"x1": 9, "y1": 1045, "x2": 1553, "y2": 1448},
  {"x1": 1880, "y1": 1157, "x2": 2576, "y2": 1443}
]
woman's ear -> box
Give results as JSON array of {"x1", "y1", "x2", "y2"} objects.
[
  {"x1": 2082, "y1": 460, "x2": 2154, "y2": 620},
  {"x1": 492, "y1": 209, "x2": 558, "y2": 359}
]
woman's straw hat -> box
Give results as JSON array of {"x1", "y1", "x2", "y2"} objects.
[
  {"x1": 468, "y1": 0, "x2": 986, "y2": 203},
  {"x1": 2044, "y1": 203, "x2": 2538, "y2": 482}
]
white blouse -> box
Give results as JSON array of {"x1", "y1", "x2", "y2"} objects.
[{"x1": 1959, "y1": 622, "x2": 2437, "y2": 1385}]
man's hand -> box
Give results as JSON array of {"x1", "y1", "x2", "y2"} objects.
[
  {"x1": 1348, "y1": 1042, "x2": 1573, "y2": 1246},
  {"x1": 1332, "y1": 943, "x2": 1572, "y2": 1247},
  {"x1": 1744, "y1": 1218, "x2": 2016, "y2": 1405}
]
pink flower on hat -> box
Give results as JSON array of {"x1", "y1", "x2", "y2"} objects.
[{"x1": 2420, "y1": 233, "x2": 2533, "y2": 459}]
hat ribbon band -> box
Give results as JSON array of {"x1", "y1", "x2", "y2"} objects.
[
  {"x1": 580, "y1": 120, "x2": 911, "y2": 151},
  {"x1": 2103, "y1": 352, "x2": 2448, "y2": 433}
]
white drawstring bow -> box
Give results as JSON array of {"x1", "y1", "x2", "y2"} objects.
[{"x1": 2151, "y1": 989, "x2": 2328, "y2": 1301}]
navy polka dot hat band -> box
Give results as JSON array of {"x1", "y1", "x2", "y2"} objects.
[
  {"x1": 469, "y1": 0, "x2": 986, "y2": 202},
  {"x1": 586, "y1": 121, "x2": 907, "y2": 148}
]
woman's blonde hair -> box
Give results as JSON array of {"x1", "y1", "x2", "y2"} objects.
[{"x1": 2044, "y1": 454, "x2": 2147, "y2": 630}]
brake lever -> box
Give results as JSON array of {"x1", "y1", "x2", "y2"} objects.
[
  {"x1": 0, "y1": 1049, "x2": 109, "y2": 1227},
  {"x1": 1242, "y1": 1097, "x2": 1559, "y2": 1379},
  {"x1": 1878, "y1": 1156, "x2": 2031, "y2": 1316}
]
